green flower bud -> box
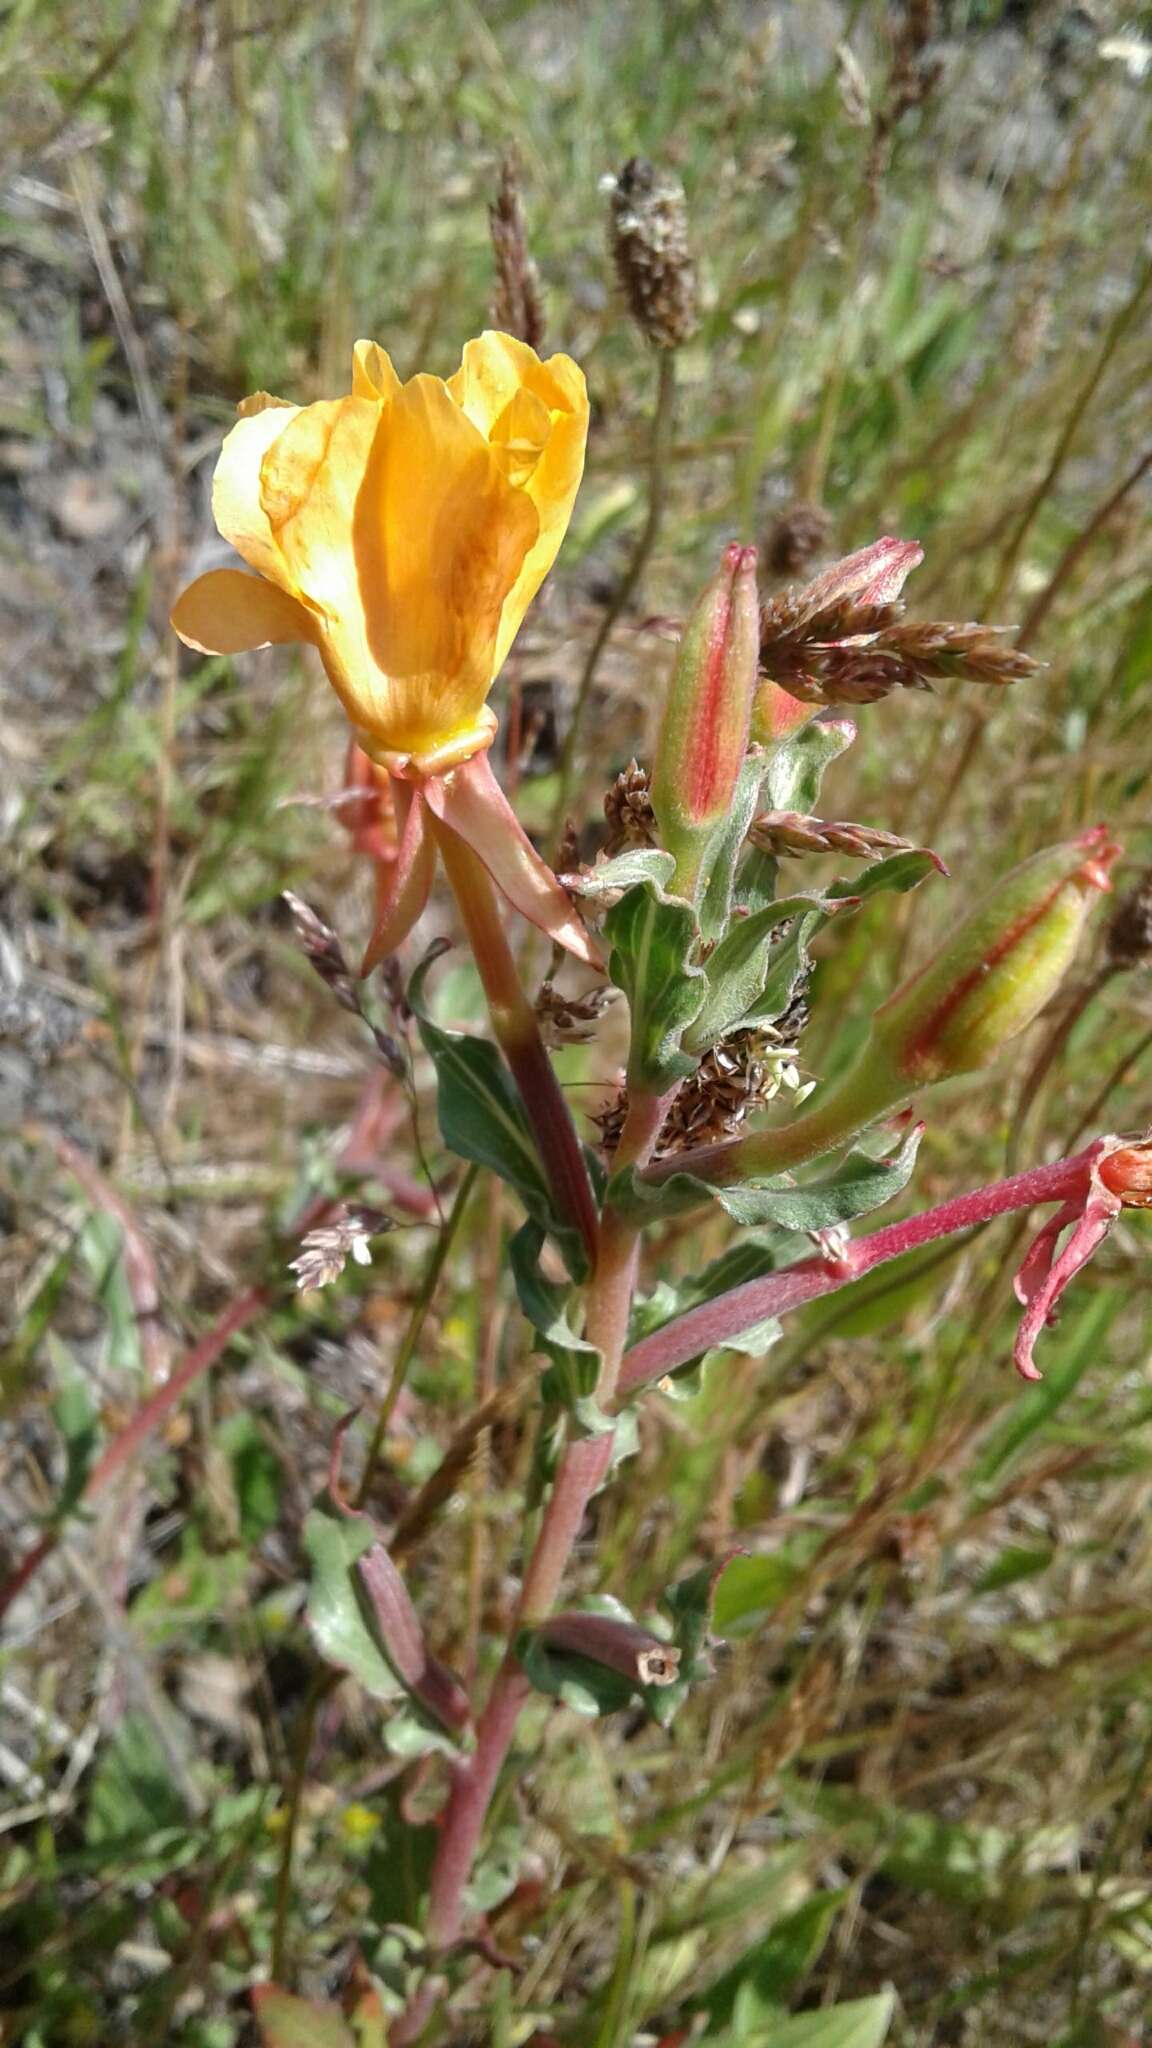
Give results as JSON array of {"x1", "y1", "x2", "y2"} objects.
[
  {"x1": 872, "y1": 828, "x2": 1119, "y2": 1083},
  {"x1": 650, "y1": 543, "x2": 759, "y2": 898}
]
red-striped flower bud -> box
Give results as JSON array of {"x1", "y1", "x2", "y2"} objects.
[
  {"x1": 650, "y1": 542, "x2": 760, "y2": 896},
  {"x1": 873, "y1": 827, "x2": 1119, "y2": 1083}
]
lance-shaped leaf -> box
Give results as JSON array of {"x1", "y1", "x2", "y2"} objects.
[
  {"x1": 683, "y1": 892, "x2": 843, "y2": 1053},
  {"x1": 609, "y1": 1119, "x2": 923, "y2": 1230},
  {"x1": 303, "y1": 1506, "x2": 405, "y2": 1704},
  {"x1": 510, "y1": 1222, "x2": 609, "y2": 1434},
  {"x1": 408, "y1": 949, "x2": 594, "y2": 1272},
  {"x1": 569, "y1": 845, "x2": 678, "y2": 901},
  {"x1": 762, "y1": 714, "x2": 857, "y2": 816},
  {"x1": 604, "y1": 878, "x2": 705, "y2": 1090},
  {"x1": 828, "y1": 847, "x2": 944, "y2": 903}
]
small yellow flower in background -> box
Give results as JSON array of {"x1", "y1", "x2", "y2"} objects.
[
  {"x1": 171, "y1": 332, "x2": 589, "y2": 777},
  {"x1": 340, "y1": 1802, "x2": 382, "y2": 1846}
]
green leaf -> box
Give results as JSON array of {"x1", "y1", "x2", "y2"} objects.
[
  {"x1": 85, "y1": 1713, "x2": 193, "y2": 1847},
  {"x1": 684, "y1": 894, "x2": 836, "y2": 1052},
  {"x1": 973, "y1": 1544, "x2": 1054, "y2": 1593},
  {"x1": 48, "y1": 1343, "x2": 100, "y2": 1522},
  {"x1": 763, "y1": 719, "x2": 856, "y2": 815},
  {"x1": 699, "y1": 1892, "x2": 845, "y2": 2031},
  {"x1": 408, "y1": 951, "x2": 588, "y2": 1271},
  {"x1": 517, "y1": 1630, "x2": 642, "y2": 1719},
  {"x1": 646, "y1": 1556, "x2": 731, "y2": 1727},
  {"x1": 828, "y1": 848, "x2": 942, "y2": 902},
  {"x1": 217, "y1": 1411, "x2": 284, "y2": 1544},
  {"x1": 630, "y1": 1235, "x2": 790, "y2": 1395},
  {"x1": 810, "y1": 1787, "x2": 1077, "y2": 1906},
  {"x1": 611, "y1": 1121, "x2": 923, "y2": 1232},
  {"x1": 573, "y1": 846, "x2": 678, "y2": 898},
  {"x1": 302, "y1": 1506, "x2": 403, "y2": 1704},
  {"x1": 710, "y1": 1988, "x2": 895, "y2": 2047},
  {"x1": 252, "y1": 1986, "x2": 358, "y2": 2048},
  {"x1": 712, "y1": 1541, "x2": 824, "y2": 1636},
  {"x1": 604, "y1": 878, "x2": 705, "y2": 1090},
  {"x1": 510, "y1": 1222, "x2": 609, "y2": 1435}
]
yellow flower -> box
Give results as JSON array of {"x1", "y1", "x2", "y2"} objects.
[{"x1": 171, "y1": 332, "x2": 589, "y2": 776}]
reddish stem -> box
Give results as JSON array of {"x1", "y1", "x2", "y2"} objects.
[
  {"x1": 617, "y1": 1144, "x2": 1103, "y2": 1394},
  {"x1": 415, "y1": 1088, "x2": 670, "y2": 1973}
]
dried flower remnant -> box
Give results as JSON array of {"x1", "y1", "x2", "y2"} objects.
[
  {"x1": 608, "y1": 157, "x2": 699, "y2": 350},
  {"x1": 289, "y1": 1206, "x2": 393, "y2": 1291},
  {"x1": 750, "y1": 811, "x2": 940, "y2": 866},
  {"x1": 756, "y1": 534, "x2": 1041, "y2": 716},
  {"x1": 535, "y1": 979, "x2": 617, "y2": 1048},
  {"x1": 283, "y1": 890, "x2": 362, "y2": 1015},
  {"x1": 598, "y1": 1008, "x2": 811, "y2": 1158},
  {"x1": 657, "y1": 1025, "x2": 812, "y2": 1153},
  {"x1": 1014, "y1": 1134, "x2": 1152, "y2": 1379},
  {"x1": 489, "y1": 152, "x2": 546, "y2": 352},
  {"x1": 603, "y1": 758, "x2": 657, "y2": 854}
]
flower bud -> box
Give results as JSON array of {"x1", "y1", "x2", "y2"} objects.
[
  {"x1": 649, "y1": 542, "x2": 760, "y2": 896},
  {"x1": 530, "y1": 1611, "x2": 681, "y2": 1688},
  {"x1": 750, "y1": 674, "x2": 820, "y2": 747},
  {"x1": 872, "y1": 828, "x2": 1119, "y2": 1084}
]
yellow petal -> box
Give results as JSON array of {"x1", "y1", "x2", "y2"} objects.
[
  {"x1": 213, "y1": 404, "x2": 302, "y2": 588},
  {"x1": 237, "y1": 391, "x2": 295, "y2": 417},
  {"x1": 449, "y1": 332, "x2": 589, "y2": 675},
  {"x1": 351, "y1": 339, "x2": 401, "y2": 401},
  {"x1": 258, "y1": 395, "x2": 380, "y2": 627},
  {"x1": 170, "y1": 568, "x2": 315, "y2": 655},
  {"x1": 346, "y1": 374, "x2": 538, "y2": 751}
]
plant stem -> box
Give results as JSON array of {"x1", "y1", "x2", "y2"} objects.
[
  {"x1": 433, "y1": 816, "x2": 600, "y2": 1266},
  {"x1": 548, "y1": 348, "x2": 677, "y2": 852},
  {"x1": 270, "y1": 1676, "x2": 330, "y2": 1981},
  {"x1": 617, "y1": 1142, "x2": 1104, "y2": 1392},
  {"x1": 415, "y1": 1088, "x2": 668, "y2": 1967},
  {"x1": 636, "y1": 1052, "x2": 905, "y2": 1200},
  {"x1": 271, "y1": 1171, "x2": 481, "y2": 1980},
  {"x1": 355, "y1": 1161, "x2": 479, "y2": 1509}
]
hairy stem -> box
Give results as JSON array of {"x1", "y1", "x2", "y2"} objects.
[
  {"x1": 416, "y1": 1088, "x2": 669, "y2": 1967},
  {"x1": 617, "y1": 1142, "x2": 1103, "y2": 1392},
  {"x1": 549, "y1": 348, "x2": 677, "y2": 851}
]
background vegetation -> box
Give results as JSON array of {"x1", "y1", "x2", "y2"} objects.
[{"x1": 2, "y1": 2, "x2": 1151, "y2": 2042}]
